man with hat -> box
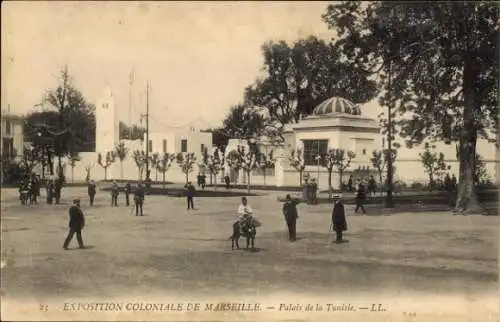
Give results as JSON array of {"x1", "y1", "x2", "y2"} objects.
[
  {"x1": 282, "y1": 194, "x2": 299, "y2": 242},
  {"x1": 134, "y1": 182, "x2": 145, "y2": 216},
  {"x1": 63, "y1": 199, "x2": 86, "y2": 250},
  {"x1": 331, "y1": 193, "x2": 347, "y2": 243},
  {"x1": 184, "y1": 181, "x2": 196, "y2": 210}
]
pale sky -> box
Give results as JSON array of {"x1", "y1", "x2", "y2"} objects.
[{"x1": 2, "y1": 1, "x2": 340, "y2": 131}]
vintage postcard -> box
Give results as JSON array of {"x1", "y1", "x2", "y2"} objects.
[{"x1": 1, "y1": 1, "x2": 498, "y2": 321}]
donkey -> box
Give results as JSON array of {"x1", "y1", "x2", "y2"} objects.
[{"x1": 229, "y1": 218, "x2": 257, "y2": 250}]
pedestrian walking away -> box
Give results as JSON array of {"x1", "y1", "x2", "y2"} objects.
[
  {"x1": 88, "y1": 180, "x2": 97, "y2": 206},
  {"x1": 63, "y1": 199, "x2": 86, "y2": 250},
  {"x1": 331, "y1": 194, "x2": 347, "y2": 243},
  {"x1": 282, "y1": 194, "x2": 299, "y2": 241},
  {"x1": 111, "y1": 181, "x2": 119, "y2": 207},
  {"x1": 354, "y1": 183, "x2": 367, "y2": 214},
  {"x1": 124, "y1": 182, "x2": 131, "y2": 206},
  {"x1": 134, "y1": 182, "x2": 145, "y2": 216}
]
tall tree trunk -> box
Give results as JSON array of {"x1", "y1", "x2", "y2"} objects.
[
  {"x1": 247, "y1": 170, "x2": 251, "y2": 193},
  {"x1": 71, "y1": 166, "x2": 74, "y2": 183},
  {"x1": 263, "y1": 167, "x2": 267, "y2": 186},
  {"x1": 120, "y1": 161, "x2": 124, "y2": 179},
  {"x1": 214, "y1": 174, "x2": 217, "y2": 191},
  {"x1": 328, "y1": 168, "x2": 333, "y2": 190},
  {"x1": 162, "y1": 172, "x2": 166, "y2": 189},
  {"x1": 104, "y1": 168, "x2": 108, "y2": 181},
  {"x1": 185, "y1": 172, "x2": 188, "y2": 184},
  {"x1": 299, "y1": 171, "x2": 303, "y2": 186},
  {"x1": 455, "y1": 62, "x2": 482, "y2": 214}
]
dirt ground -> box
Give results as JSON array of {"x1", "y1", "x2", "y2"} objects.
[{"x1": 1, "y1": 187, "x2": 498, "y2": 321}]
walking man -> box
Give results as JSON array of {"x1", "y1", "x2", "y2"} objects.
[
  {"x1": 348, "y1": 175, "x2": 354, "y2": 193},
  {"x1": 185, "y1": 181, "x2": 196, "y2": 210},
  {"x1": 282, "y1": 194, "x2": 299, "y2": 242},
  {"x1": 111, "y1": 181, "x2": 119, "y2": 207},
  {"x1": 224, "y1": 175, "x2": 230, "y2": 190},
  {"x1": 354, "y1": 182, "x2": 367, "y2": 214},
  {"x1": 368, "y1": 175, "x2": 377, "y2": 198},
  {"x1": 124, "y1": 182, "x2": 131, "y2": 207},
  {"x1": 63, "y1": 199, "x2": 85, "y2": 250},
  {"x1": 88, "y1": 180, "x2": 97, "y2": 206},
  {"x1": 331, "y1": 194, "x2": 347, "y2": 243},
  {"x1": 134, "y1": 182, "x2": 145, "y2": 216}
]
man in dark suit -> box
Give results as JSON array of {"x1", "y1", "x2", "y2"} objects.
[
  {"x1": 124, "y1": 182, "x2": 131, "y2": 206},
  {"x1": 354, "y1": 182, "x2": 367, "y2": 214},
  {"x1": 63, "y1": 199, "x2": 85, "y2": 250},
  {"x1": 134, "y1": 182, "x2": 145, "y2": 216},
  {"x1": 184, "y1": 181, "x2": 196, "y2": 210},
  {"x1": 282, "y1": 194, "x2": 299, "y2": 242},
  {"x1": 331, "y1": 194, "x2": 347, "y2": 243},
  {"x1": 88, "y1": 180, "x2": 97, "y2": 206},
  {"x1": 111, "y1": 181, "x2": 119, "y2": 207}
]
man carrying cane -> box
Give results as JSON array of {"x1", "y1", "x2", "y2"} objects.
[{"x1": 331, "y1": 194, "x2": 347, "y2": 244}]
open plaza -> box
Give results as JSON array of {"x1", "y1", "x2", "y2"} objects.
[{"x1": 1, "y1": 185, "x2": 498, "y2": 321}]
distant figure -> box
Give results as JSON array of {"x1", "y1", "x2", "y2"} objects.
[
  {"x1": 111, "y1": 181, "x2": 119, "y2": 206},
  {"x1": 46, "y1": 180, "x2": 55, "y2": 204},
  {"x1": 30, "y1": 174, "x2": 40, "y2": 204},
  {"x1": 134, "y1": 182, "x2": 145, "y2": 216},
  {"x1": 331, "y1": 194, "x2": 347, "y2": 243},
  {"x1": 368, "y1": 176, "x2": 377, "y2": 198},
  {"x1": 124, "y1": 182, "x2": 131, "y2": 206},
  {"x1": 201, "y1": 174, "x2": 206, "y2": 190},
  {"x1": 451, "y1": 174, "x2": 457, "y2": 191},
  {"x1": 63, "y1": 199, "x2": 85, "y2": 250},
  {"x1": 224, "y1": 175, "x2": 231, "y2": 190},
  {"x1": 310, "y1": 178, "x2": 318, "y2": 204},
  {"x1": 282, "y1": 194, "x2": 299, "y2": 242},
  {"x1": 444, "y1": 173, "x2": 451, "y2": 190},
  {"x1": 348, "y1": 175, "x2": 354, "y2": 193},
  {"x1": 88, "y1": 180, "x2": 97, "y2": 206},
  {"x1": 184, "y1": 181, "x2": 196, "y2": 210},
  {"x1": 354, "y1": 183, "x2": 367, "y2": 214},
  {"x1": 54, "y1": 176, "x2": 63, "y2": 204}
]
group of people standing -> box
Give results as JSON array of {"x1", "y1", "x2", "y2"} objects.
[
  {"x1": 18, "y1": 174, "x2": 64, "y2": 205},
  {"x1": 87, "y1": 180, "x2": 145, "y2": 216}
]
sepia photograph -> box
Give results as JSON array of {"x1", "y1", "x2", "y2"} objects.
[{"x1": 1, "y1": 1, "x2": 499, "y2": 321}]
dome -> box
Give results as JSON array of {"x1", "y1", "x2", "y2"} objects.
[{"x1": 311, "y1": 97, "x2": 361, "y2": 116}]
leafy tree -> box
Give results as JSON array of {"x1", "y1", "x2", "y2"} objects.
[
  {"x1": 322, "y1": 148, "x2": 356, "y2": 192},
  {"x1": 132, "y1": 150, "x2": 147, "y2": 181},
  {"x1": 156, "y1": 153, "x2": 176, "y2": 188},
  {"x1": 43, "y1": 67, "x2": 96, "y2": 176},
  {"x1": 288, "y1": 148, "x2": 306, "y2": 186},
  {"x1": 67, "y1": 151, "x2": 81, "y2": 183},
  {"x1": 114, "y1": 142, "x2": 129, "y2": 179},
  {"x1": 119, "y1": 121, "x2": 145, "y2": 141},
  {"x1": 19, "y1": 147, "x2": 41, "y2": 175},
  {"x1": 323, "y1": 2, "x2": 499, "y2": 212},
  {"x1": 371, "y1": 148, "x2": 398, "y2": 192},
  {"x1": 474, "y1": 154, "x2": 489, "y2": 184},
  {"x1": 220, "y1": 104, "x2": 267, "y2": 141},
  {"x1": 256, "y1": 149, "x2": 276, "y2": 186},
  {"x1": 225, "y1": 144, "x2": 259, "y2": 193},
  {"x1": 83, "y1": 162, "x2": 94, "y2": 183},
  {"x1": 205, "y1": 148, "x2": 224, "y2": 190},
  {"x1": 97, "y1": 151, "x2": 116, "y2": 181},
  {"x1": 149, "y1": 152, "x2": 160, "y2": 182},
  {"x1": 419, "y1": 146, "x2": 450, "y2": 190},
  {"x1": 176, "y1": 152, "x2": 197, "y2": 184}
]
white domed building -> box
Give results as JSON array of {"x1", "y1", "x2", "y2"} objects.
[{"x1": 275, "y1": 96, "x2": 380, "y2": 190}]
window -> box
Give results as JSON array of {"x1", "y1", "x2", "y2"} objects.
[
  {"x1": 201, "y1": 144, "x2": 205, "y2": 153},
  {"x1": 5, "y1": 120, "x2": 11, "y2": 135},
  {"x1": 103, "y1": 103, "x2": 108, "y2": 109},
  {"x1": 148, "y1": 140, "x2": 153, "y2": 153},
  {"x1": 362, "y1": 149, "x2": 366, "y2": 155},
  {"x1": 163, "y1": 139, "x2": 167, "y2": 153},
  {"x1": 181, "y1": 139, "x2": 188, "y2": 153},
  {"x1": 302, "y1": 139, "x2": 328, "y2": 166}
]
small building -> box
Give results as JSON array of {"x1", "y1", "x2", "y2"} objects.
[{"x1": 1, "y1": 112, "x2": 24, "y2": 159}]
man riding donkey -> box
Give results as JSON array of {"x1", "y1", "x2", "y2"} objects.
[{"x1": 230, "y1": 197, "x2": 261, "y2": 249}]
